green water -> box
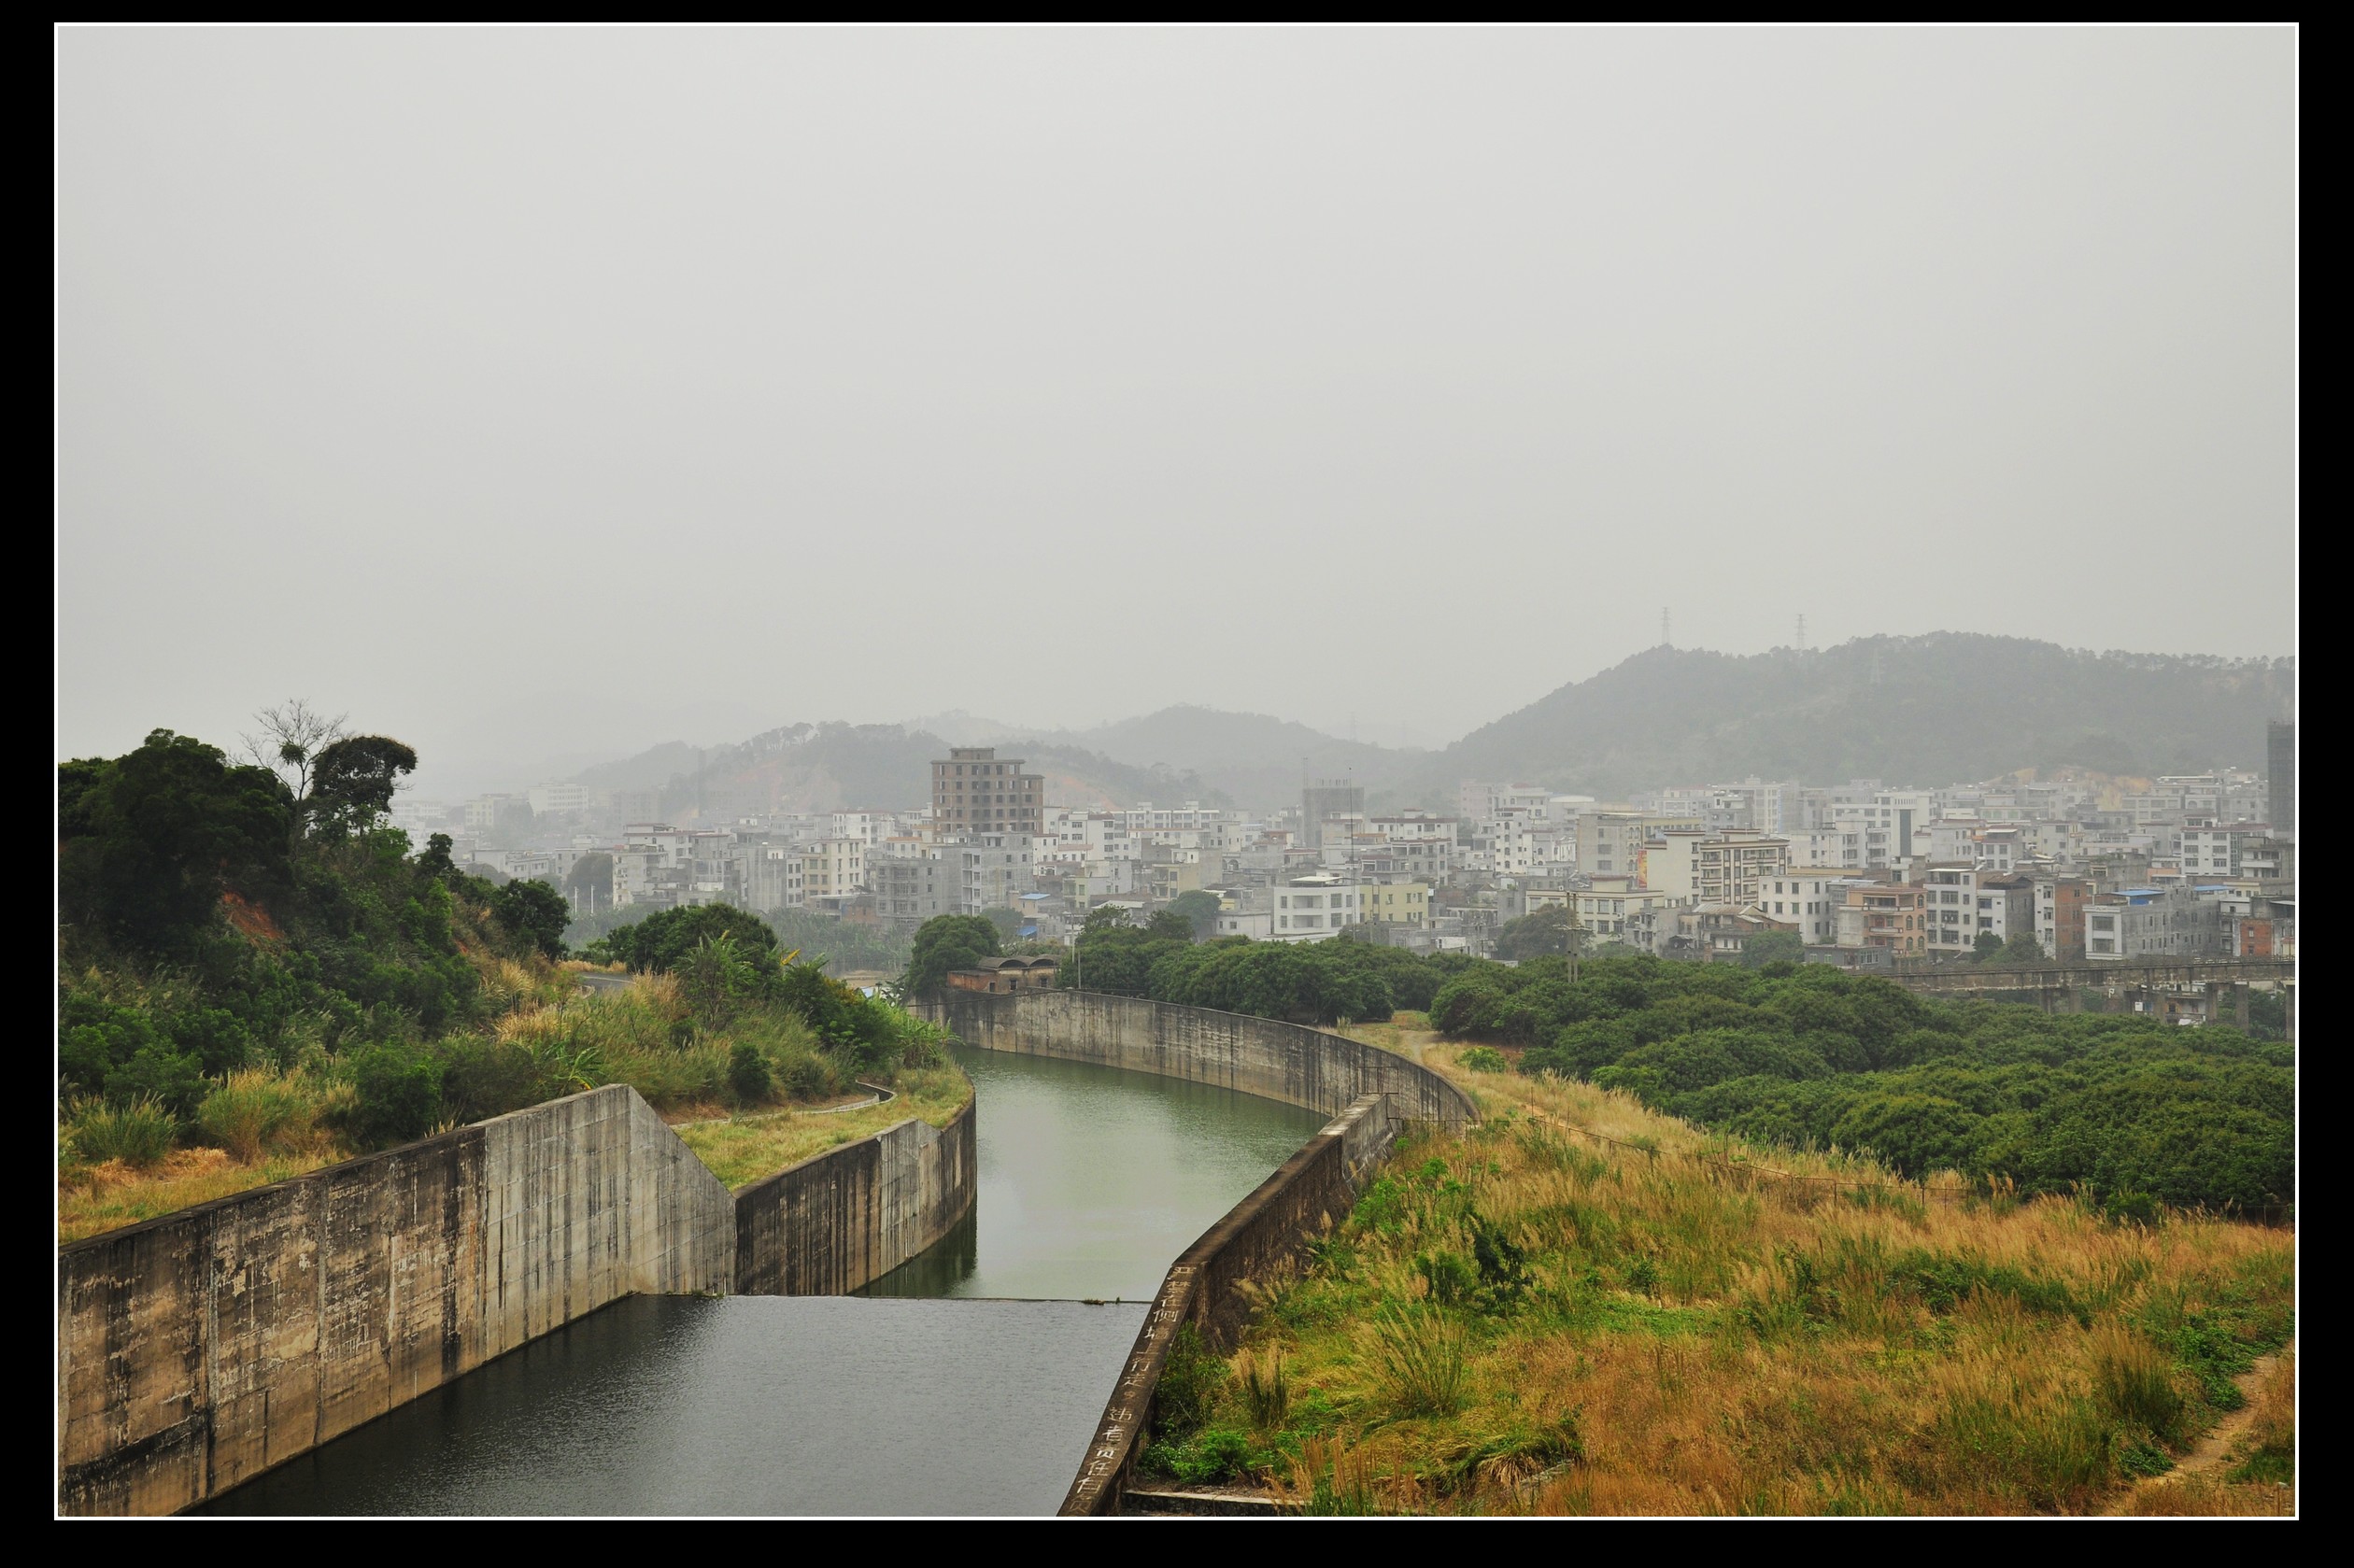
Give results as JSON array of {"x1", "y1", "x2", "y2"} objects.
[{"x1": 198, "y1": 1044, "x2": 1326, "y2": 1516}]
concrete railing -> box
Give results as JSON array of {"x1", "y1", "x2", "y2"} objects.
[
  {"x1": 57, "y1": 1085, "x2": 734, "y2": 1518},
  {"x1": 734, "y1": 1096, "x2": 977, "y2": 1296},
  {"x1": 917, "y1": 989, "x2": 1478, "y2": 1130},
  {"x1": 1059, "y1": 1094, "x2": 1407, "y2": 1516}
]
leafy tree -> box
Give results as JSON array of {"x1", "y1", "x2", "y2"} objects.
[
  {"x1": 418, "y1": 832, "x2": 457, "y2": 878},
  {"x1": 57, "y1": 730, "x2": 292, "y2": 953},
  {"x1": 1496, "y1": 906, "x2": 1581, "y2": 962},
  {"x1": 490, "y1": 879, "x2": 571, "y2": 960},
  {"x1": 903, "y1": 914, "x2": 1001, "y2": 995},
  {"x1": 588, "y1": 903, "x2": 779, "y2": 973},
  {"x1": 1146, "y1": 908, "x2": 1196, "y2": 942},
  {"x1": 306, "y1": 735, "x2": 418, "y2": 835},
  {"x1": 1972, "y1": 930, "x2": 2006, "y2": 962},
  {"x1": 564, "y1": 852, "x2": 614, "y2": 909},
  {"x1": 677, "y1": 932, "x2": 764, "y2": 1028},
  {"x1": 1990, "y1": 931, "x2": 2049, "y2": 966},
  {"x1": 1168, "y1": 890, "x2": 1224, "y2": 940},
  {"x1": 1739, "y1": 930, "x2": 1806, "y2": 968}
]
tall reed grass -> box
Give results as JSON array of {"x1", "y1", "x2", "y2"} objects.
[{"x1": 1189, "y1": 1040, "x2": 2294, "y2": 1516}]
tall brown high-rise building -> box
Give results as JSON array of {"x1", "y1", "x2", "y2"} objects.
[{"x1": 931, "y1": 747, "x2": 1044, "y2": 836}]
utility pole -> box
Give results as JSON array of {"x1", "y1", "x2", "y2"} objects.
[
  {"x1": 1661, "y1": 607, "x2": 1671, "y2": 648},
  {"x1": 1796, "y1": 614, "x2": 1807, "y2": 651}
]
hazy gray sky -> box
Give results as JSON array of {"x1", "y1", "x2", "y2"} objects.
[{"x1": 57, "y1": 26, "x2": 2295, "y2": 793}]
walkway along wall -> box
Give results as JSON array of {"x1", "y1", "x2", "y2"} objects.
[
  {"x1": 919, "y1": 990, "x2": 1478, "y2": 1129},
  {"x1": 734, "y1": 1097, "x2": 977, "y2": 1296},
  {"x1": 1060, "y1": 1093, "x2": 1409, "y2": 1516},
  {"x1": 57, "y1": 1085, "x2": 733, "y2": 1518}
]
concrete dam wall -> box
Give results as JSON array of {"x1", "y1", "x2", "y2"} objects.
[
  {"x1": 58, "y1": 1084, "x2": 979, "y2": 1517},
  {"x1": 734, "y1": 1097, "x2": 977, "y2": 1296},
  {"x1": 57, "y1": 1085, "x2": 734, "y2": 1518},
  {"x1": 919, "y1": 990, "x2": 1478, "y2": 1130},
  {"x1": 1062, "y1": 1093, "x2": 1408, "y2": 1516}
]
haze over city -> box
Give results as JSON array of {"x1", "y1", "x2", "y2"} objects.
[
  {"x1": 58, "y1": 28, "x2": 2292, "y2": 796},
  {"x1": 55, "y1": 25, "x2": 2299, "y2": 1523}
]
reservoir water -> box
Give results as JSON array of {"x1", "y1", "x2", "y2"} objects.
[{"x1": 201, "y1": 1044, "x2": 1326, "y2": 1516}]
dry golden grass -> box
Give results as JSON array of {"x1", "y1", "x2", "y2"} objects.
[
  {"x1": 674, "y1": 1067, "x2": 971, "y2": 1190},
  {"x1": 1178, "y1": 1034, "x2": 2296, "y2": 1517},
  {"x1": 59, "y1": 1146, "x2": 340, "y2": 1246}
]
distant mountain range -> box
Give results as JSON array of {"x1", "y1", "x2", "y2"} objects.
[{"x1": 569, "y1": 635, "x2": 2292, "y2": 817}]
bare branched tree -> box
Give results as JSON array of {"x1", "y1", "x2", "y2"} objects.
[{"x1": 243, "y1": 699, "x2": 349, "y2": 810}]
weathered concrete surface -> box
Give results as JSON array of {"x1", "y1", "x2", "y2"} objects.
[
  {"x1": 733, "y1": 1097, "x2": 977, "y2": 1296},
  {"x1": 57, "y1": 1086, "x2": 732, "y2": 1518},
  {"x1": 1061, "y1": 1094, "x2": 1407, "y2": 1516},
  {"x1": 920, "y1": 990, "x2": 1477, "y2": 1129}
]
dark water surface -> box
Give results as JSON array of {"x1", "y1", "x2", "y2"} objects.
[
  {"x1": 866, "y1": 1044, "x2": 1326, "y2": 1301},
  {"x1": 201, "y1": 1045, "x2": 1325, "y2": 1516}
]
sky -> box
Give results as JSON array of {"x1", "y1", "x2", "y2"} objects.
[{"x1": 57, "y1": 26, "x2": 2296, "y2": 796}]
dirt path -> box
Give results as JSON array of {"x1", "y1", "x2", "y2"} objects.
[{"x1": 2104, "y1": 1339, "x2": 2292, "y2": 1514}]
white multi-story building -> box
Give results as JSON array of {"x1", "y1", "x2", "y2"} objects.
[
  {"x1": 1759, "y1": 869, "x2": 1845, "y2": 945},
  {"x1": 1640, "y1": 830, "x2": 1789, "y2": 907},
  {"x1": 1270, "y1": 875, "x2": 1368, "y2": 942},
  {"x1": 527, "y1": 781, "x2": 597, "y2": 816}
]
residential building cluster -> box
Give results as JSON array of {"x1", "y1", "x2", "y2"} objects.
[{"x1": 403, "y1": 723, "x2": 2294, "y2": 982}]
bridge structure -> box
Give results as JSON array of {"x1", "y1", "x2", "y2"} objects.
[{"x1": 1882, "y1": 956, "x2": 2294, "y2": 1030}]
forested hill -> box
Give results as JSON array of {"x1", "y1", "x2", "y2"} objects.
[
  {"x1": 584, "y1": 722, "x2": 1230, "y2": 819},
  {"x1": 1425, "y1": 635, "x2": 2292, "y2": 796}
]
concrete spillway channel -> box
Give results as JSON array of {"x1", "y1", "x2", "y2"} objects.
[
  {"x1": 189, "y1": 1045, "x2": 1327, "y2": 1516},
  {"x1": 64, "y1": 995, "x2": 1474, "y2": 1517}
]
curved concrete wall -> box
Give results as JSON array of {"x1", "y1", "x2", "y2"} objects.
[
  {"x1": 1062, "y1": 1094, "x2": 1404, "y2": 1516},
  {"x1": 919, "y1": 990, "x2": 1477, "y2": 1129},
  {"x1": 57, "y1": 1085, "x2": 733, "y2": 1518},
  {"x1": 733, "y1": 1098, "x2": 978, "y2": 1296}
]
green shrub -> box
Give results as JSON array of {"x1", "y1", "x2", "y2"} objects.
[
  {"x1": 344, "y1": 1042, "x2": 444, "y2": 1148},
  {"x1": 1458, "y1": 1046, "x2": 1509, "y2": 1073},
  {"x1": 728, "y1": 1041, "x2": 774, "y2": 1104},
  {"x1": 195, "y1": 1070, "x2": 314, "y2": 1161},
  {"x1": 105, "y1": 1042, "x2": 208, "y2": 1121},
  {"x1": 67, "y1": 1095, "x2": 177, "y2": 1168},
  {"x1": 440, "y1": 1038, "x2": 547, "y2": 1123},
  {"x1": 1154, "y1": 1323, "x2": 1227, "y2": 1438},
  {"x1": 775, "y1": 1042, "x2": 843, "y2": 1102}
]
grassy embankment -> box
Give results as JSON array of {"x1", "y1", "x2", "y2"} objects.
[
  {"x1": 60, "y1": 967, "x2": 970, "y2": 1241},
  {"x1": 672, "y1": 1067, "x2": 971, "y2": 1189},
  {"x1": 1135, "y1": 1015, "x2": 2294, "y2": 1516}
]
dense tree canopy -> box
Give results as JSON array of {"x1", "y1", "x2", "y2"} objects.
[
  {"x1": 585, "y1": 903, "x2": 779, "y2": 972},
  {"x1": 1428, "y1": 954, "x2": 2291, "y2": 1212},
  {"x1": 58, "y1": 729, "x2": 292, "y2": 952},
  {"x1": 902, "y1": 914, "x2": 1001, "y2": 995}
]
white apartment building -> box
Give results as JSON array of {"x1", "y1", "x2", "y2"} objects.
[
  {"x1": 1641, "y1": 830, "x2": 1790, "y2": 907},
  {"x1": 802, "y1": 837, "x2": 866, "y2": 902},
  {"x1": 526, "y1": 781, "x2": 597, "y2": 816},
  {"x1": 1271, "y1": 875, "x2": 1368, "y2": 942},
  {"x1": 1782, "y1": 826, "x2": 1866, "y2": 869},
  {"x1": 1760, "y1": 869, "x2": 1844, "y2": 945},
  {"x1": 2181, "y1": 825, "x2": 2283, "y2": 879}
]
